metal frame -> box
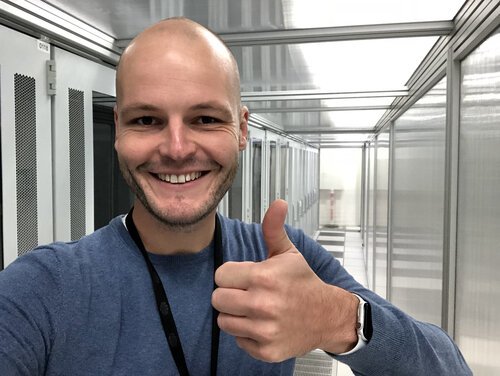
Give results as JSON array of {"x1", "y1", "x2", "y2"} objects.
[
  {"x1": 0, "y1": 0, "x2": 121, "y2": 64},
  {"x1": 288, "y1": 129, "x2": 373, "y2": 134},
  {"x1": 375, "y1": 1, "x2": 500, "y2": 135},
  {"x1": 242, "y1": 89, "x2": 409, "y2": 102},
  {"x1": 360, "y1": 144, "x2": 366, "y2": 242},
  {"x1": 442, "y1": 48, "x2": 461, "y2": 337},
  {"x1": 219, "y1": 21, "x2": 454, "y2": 46},
  {"x1": 113, "y1": 20, "x2": 454, "y2": 48},
  {"x1": 371, "y1": 138, "x2": 378, "y2": 290},
  {"x1": 386, "y1": 121, "x2": 395, "y2": 301},
  {"x1": 250, "y1": 105, "x2": 392, "y2": 113},
  {"x1": 452, "y1": 0, "x2": 500, "y2": 61}
]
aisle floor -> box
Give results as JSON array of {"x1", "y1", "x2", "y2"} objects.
[{"x1": 293, "y1": 228, "x2": 367, "y2": 376}]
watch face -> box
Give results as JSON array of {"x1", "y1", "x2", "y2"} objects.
[{"x1": 362, "y1": 302, "x2": 373, "y2": 341}]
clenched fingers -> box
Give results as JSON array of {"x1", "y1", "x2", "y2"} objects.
[{"x1": 214, "y1": 261, "x2": 255, "y2": 289}]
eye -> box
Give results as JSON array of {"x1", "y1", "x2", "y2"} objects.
[
  {"x1": 136, "y1": 116, "x2": 157, "y2": 126},
  {"x1": 197, "y1": 116, "x2": 220, "y2": 125}
]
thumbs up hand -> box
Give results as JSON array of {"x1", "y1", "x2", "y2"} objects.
[
  {"x1": 212, "y1": 200, "x2": 359, "y2": 362},
  {"x1": 261, "y1": 199, "x2": 295, "y2": 258}
]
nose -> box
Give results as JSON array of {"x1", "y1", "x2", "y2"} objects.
[{"x1": 157, "y1": 118, "x2": 197, "y2": 161}]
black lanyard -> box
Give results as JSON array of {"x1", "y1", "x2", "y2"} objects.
[{"x1": 125, "y1": 208, "x2": 223, "y2": 376}]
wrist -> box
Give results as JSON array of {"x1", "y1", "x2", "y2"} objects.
[
  {"x1": 319, "y1": 286, "x2": 359, "y2": 354},
  {"x1": 339, "y1": 293, "x2": 372, "y2": 355}
]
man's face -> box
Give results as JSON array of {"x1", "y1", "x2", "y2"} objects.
[{"x1": 114, "y1": 36, "x2": 248, "y2": 228}]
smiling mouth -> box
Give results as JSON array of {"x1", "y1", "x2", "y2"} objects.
[{"x1": 155, "y1": 171, "x2": 204, "y2": 184}]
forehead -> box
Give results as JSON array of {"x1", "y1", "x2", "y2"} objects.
[{"x1": 117, "y1": 26, "x2": 238, "y2": 107}]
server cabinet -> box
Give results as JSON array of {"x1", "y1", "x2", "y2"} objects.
[
  {"x1": 52, "y1": 47, "x2": 115, "y2": 241},
  {"x1": 223, "y1": 142, "x2": 249, "y2": 221},
  {"x1": 266, "y1": 131, "x2": 280, "y2": 207},
  {"x1": 247, "y1": 126, "x2": 266, "y2": 224},
  {"x1": 0, "y1": 25, "x2": 53, "y2": 268}
]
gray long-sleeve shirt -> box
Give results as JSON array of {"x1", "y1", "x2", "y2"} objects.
[{"x1": 0, "y1": 215, "x2": 471, "y2": 375}]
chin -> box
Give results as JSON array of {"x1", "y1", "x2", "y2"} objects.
[{"x1": 146, "y1": 200, "x2": 218, "y2": 229}]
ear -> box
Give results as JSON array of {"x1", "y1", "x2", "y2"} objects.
[
  {"x1": 113, "y1": 105, "x2": 120, "y2": 150},
  {"x1": 239, "y1": 105, "x2": 249, "y2": 151},
  {"x1": 113, "y1": 105, "x2": 119, "y2": 133}
]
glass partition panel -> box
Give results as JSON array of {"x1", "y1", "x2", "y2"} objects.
[
  {"x1": 391, "y1": 78, "x2": 446, "y2": 325},
  {"x1": 455, "y1": 28, "x2": 500, "y2": 375},
  {"x1": 375, "y1": 131, "x2": 390, "y2": 298}
]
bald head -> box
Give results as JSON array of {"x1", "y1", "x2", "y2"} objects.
[{"x1": 116, "y1": 17, "x2": 241, "y2": 107}]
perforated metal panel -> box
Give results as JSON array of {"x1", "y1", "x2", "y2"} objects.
[
  {"x1": 14, "y1": 73, "x2": 38, "y2": 256},
  {"x1": 294, "y1": 350, "x2": 336, "y2": 376},
  {"x1": 68, "y1": 88, "x2": 86, "y2": 240}
]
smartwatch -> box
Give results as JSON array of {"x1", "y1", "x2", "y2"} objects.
[{"x1": 342, "y1": 293, "x2": 373, "y2": 355}]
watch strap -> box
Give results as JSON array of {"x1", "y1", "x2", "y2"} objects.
[{"x1": 341, "y1": 293, "x2": 371, "y2": 355}]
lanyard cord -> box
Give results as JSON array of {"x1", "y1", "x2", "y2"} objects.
[{"x1": 125, "y1": 209, "x2": 222, "y2": 376}]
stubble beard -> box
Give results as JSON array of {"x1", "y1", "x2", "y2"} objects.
[{"x1": 118, "y1": 157, "x2": 238, "y2": 231}]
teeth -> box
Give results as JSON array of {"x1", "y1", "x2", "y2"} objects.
[{"x1": 157, "y1": 172, "x2": 202, "y2": 184}]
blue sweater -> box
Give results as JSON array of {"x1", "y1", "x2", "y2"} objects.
[{"x1": 0, "y1": 215, "x2": 471, "y2": 375}]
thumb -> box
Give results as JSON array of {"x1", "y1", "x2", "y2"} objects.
[{"x1": 262, "y1": 199, "x2": 294, "y2": 259}]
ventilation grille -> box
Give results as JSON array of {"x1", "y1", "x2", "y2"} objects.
[
  {"x1": 294, "y1": 350, "x2": 336, "y2": 376},
  {"x1": 14, "y1": 74, "x2": 38, "y2": 256},
  {"x1": 68, "y1": 88, "x2": 86, "y2": 240}
]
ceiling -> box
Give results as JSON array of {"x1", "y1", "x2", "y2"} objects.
[{"x1": 5, "y1": 0, "x2": 468, "y2": 146}]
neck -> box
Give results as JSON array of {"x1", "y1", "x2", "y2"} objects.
[{"x1": 131, "y1": 203, "x2": 216, "y2": 255}]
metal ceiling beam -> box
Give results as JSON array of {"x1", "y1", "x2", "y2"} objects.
[
  {"x1": 287, "y1": 129, "x2": 374, "y2": 134},
  {"x1": 320, "y1": 144, "x2": 366, "y2": 148},
  {"x1": 115, "y1": 20, "x2": 454, "y2": 48},
  {"x1": 220, "y1": 21, "x2": 455, "y2": 47},
  {"x1": 250, "y1": 105, "x2": 391, "y2": 113},
  {"x1": 308, "y1": 140, "x2": 368, "y2": 143},
  {"x1": 242, "y1": 88, "x2": 409, "y2": 101}
]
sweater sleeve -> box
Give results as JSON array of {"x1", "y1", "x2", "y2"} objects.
[
  {"x1": 287, "y1": 227, "x2": 472, "y2": 376},
  {"x1": 0, "y1": 249, "x2": 62, "y2": 376}
]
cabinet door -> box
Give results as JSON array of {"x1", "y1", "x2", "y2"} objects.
[
  {"x1": 0, "y1": 25, "x2": 53, "y2": 268},
  {"x1": 52, "y1": 47, "x2": 115, "y2": 241}
]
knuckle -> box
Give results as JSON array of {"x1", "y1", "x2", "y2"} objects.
[
  {"x1": 258, "y1": 346, "x2": 284, "y2": 363},
  {"x1": 247, "y1": 297, "x2": 262, "y2": 316},
  {"x1": 214, "y1": 262, "x2": 232, "y2": 284},
  {"x1": 211, "y1": 289, "x2": 221, "y2": 307},
  {"x1": 248, "y1": 296, "x2": 277, "y2": 318},
  {"x1": 261, "y1": 322, "x2": 280, "y2": 343},
  {"x1": 250, "y1": 265, "x2": 275, "y2": 289},
  {"x1": 217, "y1": 313, "x2": 235, "y2": 333},
  {"x1": 216, "y1": 313, "x2": 226, "y2": 328}
]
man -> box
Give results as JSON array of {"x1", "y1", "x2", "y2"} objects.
[{"x1": 0, "y1": 17, "x2": 471, "y2": 375}]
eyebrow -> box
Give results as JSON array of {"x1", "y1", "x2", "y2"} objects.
[
  {"x1": 119, "y1": 102, "x2": 234, "y2": 120},
  {"x1": 189, "y1": 102, "x2": 234, "y2": 119},
  {"x1": 119, "y1": 103, "x2": 161, "y2": 117}
]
